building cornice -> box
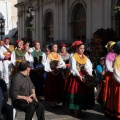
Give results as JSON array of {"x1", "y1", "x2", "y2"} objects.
[
  {"x1": 15, "y1": 0, "x2": 36, "y2": 7},
  {"x1": 42, "y1": 0, "x2": 64, "y2": 5},
  {"x1": 54, "y1": 0, "x2": 65, "y2": 5}
]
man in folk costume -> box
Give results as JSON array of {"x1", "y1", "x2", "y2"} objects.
[
  {"x1": 10, "y1": 40, "x2": 26, "y2": 78},
  {"x1": 0, "y1": 40, "x2": 5, "y2": 79},
  {"x1": 30, "y1": 41, "x2": 46, "y2": 97},
  {"x1": 1, "y1": 38, "x2": 14, "y2": 87}
]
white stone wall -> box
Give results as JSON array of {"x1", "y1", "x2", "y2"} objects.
[{"x1": 0, "y1": 0, "x2": 17, "y2": 41}]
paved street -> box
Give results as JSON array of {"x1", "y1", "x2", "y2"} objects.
[{"x1": 14, "y1": 100, "x2": 110, "y2": 120}]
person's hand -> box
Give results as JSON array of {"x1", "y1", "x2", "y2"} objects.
[
  {"x1": 51, "y1": 70, "x2": 57, "y2": 76},
  {"x1": 29, "y1": 94, "x2": 38, "y2": 102},
  {"x1": 78, "y1": 75, "x2": 84, "y2": 82},
  {"x1": 56, "y1": 65, "x2": 60, "y2": 69},
  {"x1": 24, "y1": 96, "x2": 33, "y2": 103}
]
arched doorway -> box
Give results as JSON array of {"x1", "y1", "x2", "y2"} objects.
[
  {"x1": 44, "y1": 12, "x2": 53, "y2": 44},
  {"x1": 72, "y1": 3, "x2": 86, "y2": 41}
]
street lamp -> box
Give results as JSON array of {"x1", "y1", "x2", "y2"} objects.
[
  {"x1": 0, "y1": 17, "x2": 5, "y2": 40},
  {"x1": 26, "y1": 4, "x2": 35, "y2": 45},
  {"x1": 27, "y1": 4, "x2": 35, "y2": 19}
]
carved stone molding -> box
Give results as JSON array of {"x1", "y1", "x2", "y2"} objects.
[
  {"x1": 18, "y1": 11, "x2": 23, "y2": 17},
  {"x1": 35, "y1": 2, "x2": 41, "y2": 11},
  {"x1": 43, "y1": 0, "x2": 54, "y2": 5},
  {"x1": 42, "y1": 0, "x2": 64, "y2": 5},
  {"x1": 54, "y1": 0, "x2": 65, "y2": 5}
]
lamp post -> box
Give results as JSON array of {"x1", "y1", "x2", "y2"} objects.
[
  {"x1": 27, "y1": 4, "x2": 35, "y2": 29},
  {"x1": 27, "y1": 4, "x2": 35, "y2": 21},
  {"x1": 26, "y1": 4, "x2": 35, "y2": 44},
  {"x1": 0, "y1": 17, "x2": 5, "y2": 40}
]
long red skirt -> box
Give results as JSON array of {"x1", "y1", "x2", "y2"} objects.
[
  {"x1": 105, "y1": 77, "x2": 120, "y2": 119},
  {"x1": 97, "y1": 72, "x2": 113, "y2": 105},
  {"x1": 62, "y1": 74, "x2": 95, "y2": 110},
  {"x1": 102, "y1": 72, "x2": 114, "y2": 118},
  {"x1": 44, "y1": 72, "x2": 65, "y2": 102}
]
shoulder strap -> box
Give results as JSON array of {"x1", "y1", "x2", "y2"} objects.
[{"x1": 3, "y1": 45, "x2": 12, "y2": 54}]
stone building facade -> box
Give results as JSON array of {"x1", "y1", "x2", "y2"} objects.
[{"x1": 15, "y1": 0, "x2": 119, "y2": 46}]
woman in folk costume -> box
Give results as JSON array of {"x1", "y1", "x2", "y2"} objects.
[
  {"x1": 44, "y1": 43, "x2": 66, "y2": 107},
  {"x1": 59, "y1": 43, "x2": 70, "y2": 79},
  {"x1": 24, "y1": 42, "x2": 34, "y2": 68},
  {"x1": 62, "y1": 40, "x2": 95, "y2": 118},
  {"x1": 30, "y1": 41, "x2": 46, "y2": 97},
  {"x1": 44, "y1": 45, "x2": 51, "y2": 57},
  {"x1": 97, "y1": 41, "x2": 116, "y2": 106},
  {"x1": 109, "y1": 41, "x2": 120, "y2": 119},
  {"x1": 10, "y1": 40, "x2": 26, "y2": 78},
  {"x1": 59, "y1": 43, "x2": 70, "y2": 65},
  {"x1": 43, "y1": 45, "x2": 51, "y2": 81}
]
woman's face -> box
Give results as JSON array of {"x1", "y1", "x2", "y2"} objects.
[
  {"x1": 52, "y1": 44, "x2": 58, "y2": 52},
  {"x1": 35, "y1": 43, "x2": 40, "y2": 50},
  {"x1": 61, "y1": 46, "x2": 66, "y2": 53},
  {"x1": 0, "y1": 41, "x2": 4, "y2": 46},
  {"x1": 100, "y1": 58, "x2": 105, "y2": 65},
  {"x1": 45, "y1": 47, "x2": 50, "y2": 55},
  {"x1": 77, "y1": 45, "x2": 85, "y2": 55},
  {"x1": 18, "y1": 41, "x2": 22, "y2": 48},
  {"x1": 25, "y1": 45, "x2": 29, "y2": 52},
  {"x1": 21, "y1": 41, "x2": 24, "y2": 46}
]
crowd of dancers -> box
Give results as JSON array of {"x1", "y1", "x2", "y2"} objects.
[{"x1": 0, "y1": 37, "x2": 120, "y2": 120}]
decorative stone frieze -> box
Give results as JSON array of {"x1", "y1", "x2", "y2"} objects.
[
  {"x1": 42, "y1": 0, "x2": 54, "y2": 5},
  {"x1": 54, "y1": 0, "x2": 64, "y2": 5},
  {"x1": 18, "y1": 11, "x2": 23, "y2": 17}
]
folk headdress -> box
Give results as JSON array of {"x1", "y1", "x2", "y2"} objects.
[
  {"x1": 105, "y1": 41, "x2": 116, "y2": 52},
  {"x1": 71, "y1": 40, "x2": 83, "y2": 49}
]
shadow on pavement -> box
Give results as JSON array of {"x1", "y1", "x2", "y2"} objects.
[{"x1": 41, "y1": 100, "x2": 110, "y2": 120}]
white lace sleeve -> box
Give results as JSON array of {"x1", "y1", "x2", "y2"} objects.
[
  {"x1": 0, "y1": 52, "x2": 5, "y2": 59},
  {"x1": 113, "y1": 68, "x2": 120, "y2": 84},
  {"x1": 11, "y1": 51, "x2": 16, "y2": 66},
  {"x1": 57, "y1": 56, "x2": 66, "y2": 69},
  {"x1": 84, "y1": 58, "x2": 93, "y2": 76},
  {"x1": 41, "y1": 53, "x2": 47, "y2": 67},
  {"x1": 105, "y1": 59, "x2": 113, "y2": 72},
  {"x1": 70, "y1": 57, "x2": 80, "y2": 76},
  {"x1": 44, "y1": 57, "x2": 52, "y2": 72}
]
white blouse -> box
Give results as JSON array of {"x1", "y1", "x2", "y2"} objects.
[
  {"x1": 105, "y1": 59, "x2": 113, "y2": 72},
  {"x1": 113, "y1": 68, "x2": 120, "y2": 84},
  {"x1": 70, "y1": 56, "x2": 93, "y2": 77},
  {"x1": 45, "y1": 55, "x2": 66, "y2": 72}
]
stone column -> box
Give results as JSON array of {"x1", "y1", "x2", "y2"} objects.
[
  {"x1": 39, "y1": 1, "x2": 43, "y2": 47},
  {"x1": 64, "y1": 0, "x2": 68, "y2": 42},
  {"x1": 54, "y1": 3, "x2": 59, "y2": 41},
  {"x1": 103, "y1": 0, "x2": 112, "y2": 28},
  {"x1": 86, "y1": 0, "x2": 92, "y2": 40}
]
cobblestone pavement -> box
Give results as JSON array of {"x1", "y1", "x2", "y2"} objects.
[{"x1": 14, "y1": 100, "x2": 110, "y2": 120}]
